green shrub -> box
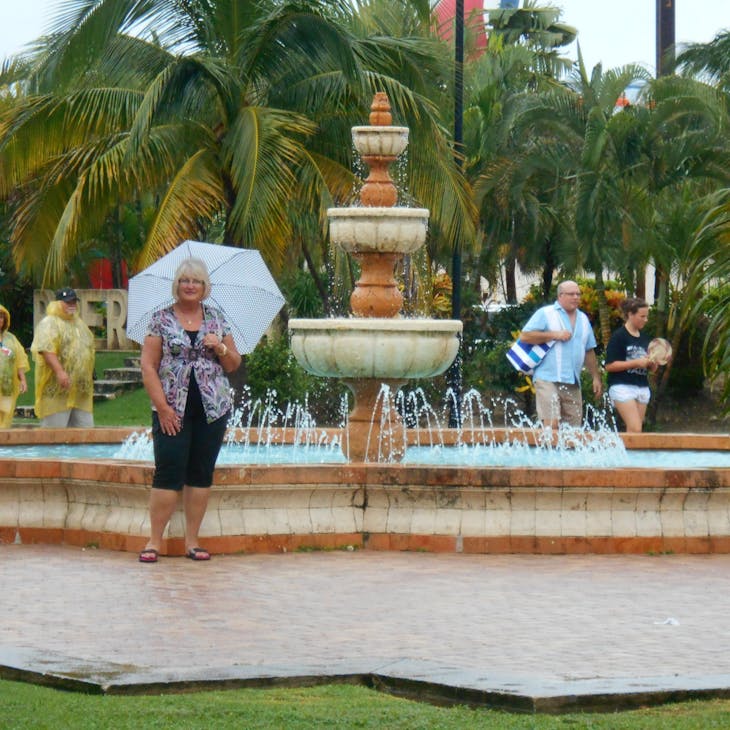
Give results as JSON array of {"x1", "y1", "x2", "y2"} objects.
[{"x1": 245, "y1": 335, "x2": 349, "y2": 425}]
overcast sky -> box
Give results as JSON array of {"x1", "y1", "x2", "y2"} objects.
[{"x1": 1, "y1": 1, "x2": 726, "y2": 75}]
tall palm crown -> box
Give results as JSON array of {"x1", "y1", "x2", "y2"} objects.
[{"x1": 0, "y1": 0, "x2": 475, "y2": 286}]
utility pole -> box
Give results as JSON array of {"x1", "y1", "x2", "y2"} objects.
[
  {"x1": 656, "y1": 0, "x2": 676, "y2": 76},
  {"x1": 446, "y1": 0, "x2": 465, "y2": 428}
]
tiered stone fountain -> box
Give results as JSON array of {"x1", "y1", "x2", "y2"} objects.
[{"x1": 289, "y1": 93, "x2": 462, "y2": 462}]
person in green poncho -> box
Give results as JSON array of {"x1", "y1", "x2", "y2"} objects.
[
  {"x1": 31, "y1": 288, "x2": 95, "y2": 428},
  {"x1": 0, "y1": 304, "x2": 29, "y2": 428}
]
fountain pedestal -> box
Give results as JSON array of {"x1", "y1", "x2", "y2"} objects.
[
  {"x1": 344, "y1": 378, "x2": 407, "y2": 462},
  {"x1": 349, "y1": 252, "x2": 402, "y2": 318}
]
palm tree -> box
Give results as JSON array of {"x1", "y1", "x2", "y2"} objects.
[
  {"x1": 485, "y1": 0, "x2": 576, "y2": 82},
  {"x1": 685, "y1": 190, "x2": 730, "y2": 409},
  {"x1": 465, "y1": 3, "x2": 576, "y2": 304},
  {"x1": 0, "y1": 0, "x2": 475, "y2": 292},
  {"x1": 631, "y1": 75, "x2": 730, "y2": 342},
  {"x1": 676, "y1": 29, "x2": 730, "y2": 92},
  {"x1": 508, "y1": 54, "x2": 651, "y2": 343}
]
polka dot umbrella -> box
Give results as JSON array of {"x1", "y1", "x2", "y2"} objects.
[{"x1": 126, "y1": 241, "x2": 285, "y2": 353}]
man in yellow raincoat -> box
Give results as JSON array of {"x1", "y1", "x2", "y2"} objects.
[
  {"x1": 0, "y1": 304, "x2": 29, "y2": 428},
  {"x1": 31, "y1": 288, "x2": 95, "y2": 427}
]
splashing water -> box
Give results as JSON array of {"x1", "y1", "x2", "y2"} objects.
[
  {"x1": 115, "y1": 388, "x2": 346, "y2": 463},
  {"x1": 67, "y1": 386, "x2": 730, "y2": 468}
]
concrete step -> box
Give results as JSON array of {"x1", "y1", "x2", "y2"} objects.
[
  {"x1": 15, "y1": 361, "x2": 145, "y2": 413},
  {"x1": 103, "y1": 367, "x2": 143, "y2": 382},
  {"x1": 93, "y1": 379, "x2": 143, "y2": 398}
]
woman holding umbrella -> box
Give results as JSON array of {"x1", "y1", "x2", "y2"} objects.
[{"x1": 138, "y1": 257, "x2": 241, "y2": 563}]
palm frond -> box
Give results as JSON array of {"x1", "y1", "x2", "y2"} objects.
[{"x1": 138, "y1": 148, "x2": 226, "y2": 269}]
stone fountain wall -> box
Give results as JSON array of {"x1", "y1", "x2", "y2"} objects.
[{"x1": 1, "y1": 429, "x2": 730, "y2": 555}]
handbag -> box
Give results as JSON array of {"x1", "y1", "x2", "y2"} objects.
[
  {"x1": 506, "y1": 338, "x2": 554, "y2": 375},
  {"x1": 505, "y1": 307, "x2": 561, "y2": 375}
]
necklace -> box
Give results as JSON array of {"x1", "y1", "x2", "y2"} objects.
[{"x1": 176, "y1": 305, "x2": 199, "y2": 326}]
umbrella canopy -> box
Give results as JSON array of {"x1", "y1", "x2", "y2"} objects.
[{"x1": 126, "y1": 241, "x2": 285, "y2": 354}]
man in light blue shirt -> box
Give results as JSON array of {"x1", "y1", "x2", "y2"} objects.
[{"x1": 520, "y1": 281, "x2": 602, "y2": 428}]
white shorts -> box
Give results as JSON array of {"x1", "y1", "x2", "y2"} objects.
[{"x1": 608, "y1": 384, "x2": 651, "y2": 405}]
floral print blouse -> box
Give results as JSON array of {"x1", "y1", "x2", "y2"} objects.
[{"x1": 147, "y1": 304, "x2": 233, "y2": 423}]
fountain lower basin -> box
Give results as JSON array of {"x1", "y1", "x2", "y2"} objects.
[
  {"x1": 289, "y1": 318, "x2": 461, "y2": 379},
  {"x1": 2, "y1": 427, "x2": 729, "y2": 556}
]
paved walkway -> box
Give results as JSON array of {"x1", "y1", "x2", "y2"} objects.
[{"x1": 2, "y1": 545, "x2": 730, "y2": 711}]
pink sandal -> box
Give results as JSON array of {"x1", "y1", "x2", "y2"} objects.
[
  {"x1": 186, "y1": 547, "x2": 211, "y2": 561},
  {"x1": 139, "y1": 548, "x2": 159, "y2": 563}
]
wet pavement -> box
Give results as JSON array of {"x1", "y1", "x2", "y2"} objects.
[{"x1": 2, "y1": 544, "x2": 730, "y2": 712}]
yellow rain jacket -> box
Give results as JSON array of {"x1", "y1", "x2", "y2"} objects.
[
  {"x1": 31, "y1": 301, "x2": 95, "y2": 420},
  {"x1": 0, "y1": 305, "x2": 30, "y2": 428}
]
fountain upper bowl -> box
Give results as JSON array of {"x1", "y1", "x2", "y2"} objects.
[
  {"x1": 352, "y1": 126, "x2": 409, "y2": 157},
  {"x1": 288, "y1": 318, "x2": 462, "y2": 379},
  {"x1": 328, "y1": 207, "x2": 429, "y2": 255}
]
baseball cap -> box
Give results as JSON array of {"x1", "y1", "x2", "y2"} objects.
[{"x1": 55, "y1": 287, "x2": 78, "y2": 302}]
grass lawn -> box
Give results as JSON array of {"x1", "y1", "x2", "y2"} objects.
[{"x1": 3, "y1": 680, "x2": 730, "y2": 729}]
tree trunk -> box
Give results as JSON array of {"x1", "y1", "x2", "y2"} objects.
[
  {"x1": 653, "y1": 264, "x2": 669, "y2": 338},
  {"x1": 594, "y1": 268, "x2": 611, "y2": 348},
  {"x1": 301, "y1": 238, "x2": 329, "y2": 312},
  {"x1": 541, "y1": 237, "x2": 555, "y2": 301},
  {"x1": 635, "y1": 265, "x2": 646, "y2": 299},
  {"x1": 505, "y1": 255, "x2": 517, "y2": 303},
  {"x1": 645, "y1": 323, "x2": 683, "y2": 428}
]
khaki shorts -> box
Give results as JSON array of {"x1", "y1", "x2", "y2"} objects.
[
  {"x1": 40, "y1": 408, "x2": 94, "y2": 429},
  {"x1": 534, "y1": 380, "x2": 582, "y2": 427}
]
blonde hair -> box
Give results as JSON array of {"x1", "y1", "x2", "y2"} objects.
[{"x1": 173, "y1": 257, "x2": 211, "y2": 299}]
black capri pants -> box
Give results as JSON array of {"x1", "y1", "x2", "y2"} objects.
[{"x1": 151, "y1": 405, "x2": 228, "y2": 491}]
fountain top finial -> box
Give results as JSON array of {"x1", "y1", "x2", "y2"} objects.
[{"x1": 369, "y1": 91, "x2": 392, "y2": 126}]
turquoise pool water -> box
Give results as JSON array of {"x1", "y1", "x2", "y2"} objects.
[
  {"x1": 0, "y1": 443, "x2": 347, "y2": 465},
  {"x1": 1, "y1": 443, "x2": 729, "y2": 468}
]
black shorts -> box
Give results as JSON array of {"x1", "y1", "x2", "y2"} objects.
[{"x1": 151, "y1": 410, "x2": 228, "y2": 490}]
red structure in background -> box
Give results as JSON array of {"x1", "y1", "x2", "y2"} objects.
[
  {"x1": 434, "y1": 0, "x2": 488, "y2": 52},
  {"x1": 89, "y1": 258, "x2": 128, "y2": 289}
]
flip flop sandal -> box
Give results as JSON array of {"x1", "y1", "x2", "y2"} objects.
[
  {"x1": 139, "y1": 548, "x2": 159, "y2": 563},
  {"x1": 186, "y1": 547, "x2": 211, "y2": 561}
]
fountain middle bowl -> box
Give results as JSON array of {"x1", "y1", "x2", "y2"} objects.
[{"x1": 289, "y1": 317, "x2": 462, "y2": 379}]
